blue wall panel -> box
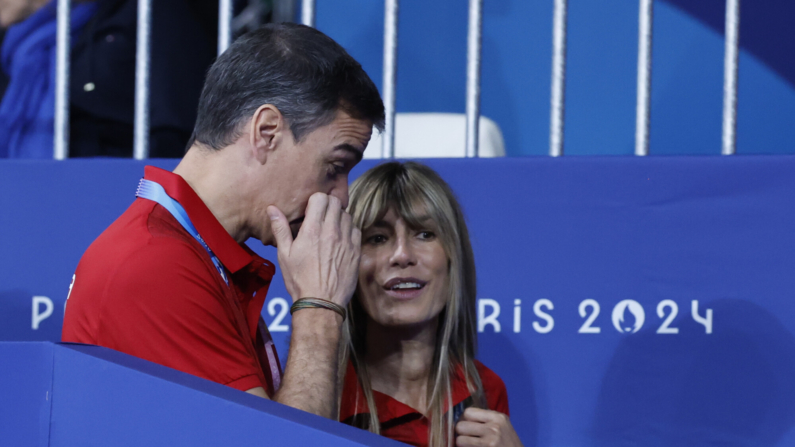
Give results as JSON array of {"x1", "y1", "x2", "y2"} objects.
[{"x1": 3, "y1": 158, "x2": 795, "y2": 445}]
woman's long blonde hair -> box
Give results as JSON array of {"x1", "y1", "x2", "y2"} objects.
[{"x1": 340, "y1": 161, "x2": 486, "y2": 446}]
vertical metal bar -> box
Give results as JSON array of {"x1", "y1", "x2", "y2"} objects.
[
  {"x1": 635, "y1": 0, "x2": 653, "y2": 156},
  {"x1": 134, "y1": 0, "x2": 152, "y2": 160},
  {"x1": 549, "y1": 0, "x2": 567, "y2": 157},
  {"x1": 273, "y1": 0, "x2": 298, "y2": 23},
  {"x1": 301, "y1": 0, "x2": 316, "y2": 27},
  {"x1": 382, "y1": 0, "x2": 399, "y2": 159},
  {"x1": 465, "y1": 0, "x2": 483, "y2": 158},
  {"x1": 54, "y1": 0, "x2": 71, "y2": 160},
  {"x1": 722, "y1": 0, "x2": 740, "y2": 155},
  {"x1": 218, "y1": 0, "x2": 233, "y2": 54}
]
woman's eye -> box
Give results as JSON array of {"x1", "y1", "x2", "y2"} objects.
[
  {"x1": 366, "y1": 234, "x2": 387, "y2": 244},
  {"x1": 418, "y1": 231, "x2": 435, "y2": 240}
]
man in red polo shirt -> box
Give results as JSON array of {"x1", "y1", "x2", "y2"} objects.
[{"x1": 62, "y1": 23, "x2": 385, "y2": 419}]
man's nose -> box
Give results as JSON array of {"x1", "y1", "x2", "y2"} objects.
[{"x1": 330, "y1": 180, "x2": 349, "y2": 209}]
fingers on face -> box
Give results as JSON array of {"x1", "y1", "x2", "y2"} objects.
[
  {"x1": 266, "y1": 205, "x2": 292, "y2": 249},
  {"x1": 304, "y1": 192, "x2": 330, "y2": 229},
  {"x1": 340, "y1": 211, "x2": 352, "y2": 238},
  {"x1": 324, "y1": 195, "x2": 343, "y2": 233},
  {"x1": 351, "y1": 226, "x2": 362, "y2": 250}
]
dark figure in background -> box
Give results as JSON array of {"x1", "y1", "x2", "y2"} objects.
[
  {"x1": 69, "y1": 0, "x2": 217, "y2": 157},
  {"x1": 0, "y1": 0, "x2": 218, "y2": 158}
]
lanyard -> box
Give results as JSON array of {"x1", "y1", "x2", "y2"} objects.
[
  {"x1": 137, "y1": 178, "x2": 282, "y2": 393},
  {"x1": 136, "y1": 179, "x2": 229, "y2": 285}
]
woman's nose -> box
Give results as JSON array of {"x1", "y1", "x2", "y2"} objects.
[{"x1": 390, "y1": 236, "x2": 416, "y2": 267}]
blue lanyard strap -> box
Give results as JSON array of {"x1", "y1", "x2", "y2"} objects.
[{"x1": 136, "y1": 179, "x2": 229, "y2": 285}]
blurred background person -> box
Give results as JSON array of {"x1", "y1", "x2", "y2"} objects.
[
  {"x1": 1, "y1": 0, "x2": 295, "y2": 159},
  {"x1": 0, "y1": 0, "x2": 97, "y2": 158}
]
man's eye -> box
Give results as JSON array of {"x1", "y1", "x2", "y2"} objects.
[{"x1": 327, "y1": 163, "x2": 346, "y2": 178}]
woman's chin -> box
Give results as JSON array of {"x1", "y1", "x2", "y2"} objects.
[{"x1": 372, "y1": 313, "x2": 438, "y2": 332}]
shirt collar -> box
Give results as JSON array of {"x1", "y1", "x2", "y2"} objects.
[
  {"x1": 143, "y1": 166, "x2": 258, "y2": 275},
  {"x1": 339, "y1": 360, "x2": 474, "y2": 424}
]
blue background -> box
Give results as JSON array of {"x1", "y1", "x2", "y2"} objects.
[
  {"x1": 312, "y1": 0, "x2": 795, "y2": 156},
  {"x1": 3, "y1": 157, "x2": 795, "y2": 445}
]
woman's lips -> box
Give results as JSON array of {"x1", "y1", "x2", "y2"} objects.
[{"x1": 383, "y1": 277, "x2": 427, "y2": 300}]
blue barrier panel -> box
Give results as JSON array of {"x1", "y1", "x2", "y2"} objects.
[
  {"x1": 3, "y1": 157, "x2": 795, "y2": 445},
  {"x1": 0, "y1": 342, "x2": 403, "y2": 446},
  {"x1": 0, "y1": 342, "x2": 53, "y2": 447}
]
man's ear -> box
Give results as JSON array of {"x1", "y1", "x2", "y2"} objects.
[{"x1": 249, "y1": 104, "x2": 288, "y2": 165}]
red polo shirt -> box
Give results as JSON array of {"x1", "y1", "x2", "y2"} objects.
[
  {"x1": 62, "y1": 166, "x2": 280, "y2": 395},
  {"x1": 340, "y1": 360, "x2": 509, "y2": 447}
]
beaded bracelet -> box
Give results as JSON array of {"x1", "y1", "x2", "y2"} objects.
[{"x1": 290, "y1": 297, "x2": 347, "y2": 321}]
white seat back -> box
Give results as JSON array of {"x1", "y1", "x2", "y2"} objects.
[{"x1": 364, "y1": 113, "x2": 505, "y2": 158}]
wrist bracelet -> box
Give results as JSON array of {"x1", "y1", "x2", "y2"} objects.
[{"x1": 290, "y1": 297, "x2": 346, "y2": 321}]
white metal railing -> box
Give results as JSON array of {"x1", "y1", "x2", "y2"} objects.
[
  {"x1": 218, "y1": 0, "x2": 234, "y2": 55},
  {"x1": 465, "y1": 0, "x2": 484, "y2": 158},
  {"x1": 133, "y1": 0, "x2": 152, "y2": 160},
  {"x1": 54, "y1": 0, "x2": 71, "y2": 160},
  {"x1": 301, "y1": 0, "x2": 316, "y2": 27},
  {"x1": 51, "y1": 0, "x2": 743, "y2": 159},
  {"x1": 635, "y1": 0, "x2": 653, "y2": 157},
  {"x1": 722, "y1": 0, "x2": 740, "y2": 155},
  {"x1": 549, "y1": 0, "x2": 567, "y2": 157},
  {"x1": 381, "y1": 0, "x2": 399, "y2": 158}
]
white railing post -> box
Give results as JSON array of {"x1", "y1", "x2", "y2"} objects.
[
  {"x1": 301, "y1": 0, "x2": 316, "y2": 27},
  {"x1": 218, "y1": 0, "x2": 233, "y2": 54},
  {"x1": 54, "y1": 0, "x2": 71, "y2": 160},
  {"x1": 382, "y1": 0, "x2": 399, "y2": 159},
  {"x1": 465, "y1": 0, "x2": 483, "y2": 158},
  {"x1": 722, "y1": 0, "x2": 740, "y2": 155},
  {"x1": 549, "y1": 0, "x2": 567, "y2": 157},
  {"x1": 635, "y1": 0, "x2": 653, "y2": 156},
  {"x1": 133, "y1": 0, "x2": 152, "y2": 160}
]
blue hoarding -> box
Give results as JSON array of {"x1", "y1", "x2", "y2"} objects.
[{"x1": 2, "y1": 157, "x2": 795, "y2": 445}]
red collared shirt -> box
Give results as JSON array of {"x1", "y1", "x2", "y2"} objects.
[
  {"x1": 62, "y1": 166, "x2": 280, "y2": 395},
  {"x1": 339, "y1": 360, "x2": 510, "y2": 447}
]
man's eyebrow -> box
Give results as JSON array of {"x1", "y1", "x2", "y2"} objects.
[{"x1": 334, "y1": 143, "x2": 364, "y2": 163}]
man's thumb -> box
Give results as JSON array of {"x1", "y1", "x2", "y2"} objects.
[{"x1": 267, "y1": 205, "x2": 293, "y2": 250}]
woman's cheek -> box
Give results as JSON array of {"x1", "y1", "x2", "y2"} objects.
[{"x1": 358, "y1": 253, "x2": 377, "y2": 283}]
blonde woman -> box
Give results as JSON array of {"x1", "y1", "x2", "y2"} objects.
[{"x1": 339, "y1": 162, "x2": 523, "y2": 447}]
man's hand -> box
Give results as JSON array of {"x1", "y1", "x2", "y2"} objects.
[
  {"x1": 267, "y1": 193, "x2": 360, "y2": 418},
  {"x1": 455, "y1": 408, "x2": 523, "y2": 447},
  {"x1": 267, "y1": 192, "x2": 361, "y2": 308}
]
